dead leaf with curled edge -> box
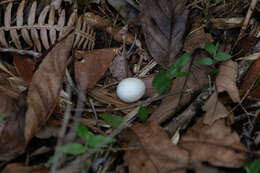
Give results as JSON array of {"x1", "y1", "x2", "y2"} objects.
[
  {"x1": 202, "y1": 91, "x2": 229, "y2": 125},
  {"x1": 2, "y1": 163, "x2": 48, "y2": 173},
  {"x1": 121, "y1": 120, "x2": 189, "y2": 173},
  {"x1": 140, "y1": 0, "x2": 189, "y2": 68},
  {"x1": 24, "y1": 32, "x2": 74, "y2": 144},
  {"x1": 216, "y1": 60, "x2": 240, "y2": 103},
  {"x1": 180, "y1": 117, "x2": 249, "y2": 168},
  {"x1": 74, "y1": 48, "x2": 118, "y2": 90}
]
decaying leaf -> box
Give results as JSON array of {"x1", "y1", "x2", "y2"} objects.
[
  {"x1": 140, "y1": 0, "x2": 189, "y2": 68},
  {"x1": 241, "y1": 55, "x2": 260, "y2": 99},
  {"x1": 202, "y1": 91, "x2": 229, "y2": 125},
  {"x1": 183, "y1": 22, "x2": 213, "y2": 53},
  {"x1": 122, "y1": 120, "x2": 189, "y2": 173},
  {"x1": 107, "y1": 0, "x2": 139, "y2": 19},
  {"x1": 109, "y1": 53, "x2": 128, "y2": 81},
  {"x1": 0, "y1": 0, "x2": 95, "y2": 52},
  {"x1": 216, "y1": 60, "x2": 240, "y2": 102},
  {"x1": 2, "y1": 163, "x2": 48, "y2": 173},
  {"x1": 210, "y1": 17, "x2": 244, "y2": 30},
  {"x1": 180, "y1": 117, "x2": 249, "y2": 168},
  {"x1": 0, "y1": 91, "x2": 27, "y2": 161},
  {"x1": 24, "y1": 32, "x2": 74, "y2": 144},
  {"x1": 74, "y1": 48, "x2": 118, "y2": 90},
  {"x1": 13, "y1": 54, "x2": 35, "y2": 83},
  {"x1": 149, "y1": 49, "x2": 213, "y2": 123}
]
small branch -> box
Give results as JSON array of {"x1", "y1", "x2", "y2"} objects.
[{"x1": 0, "y1": 47, "x2": 41, "y2": 57}]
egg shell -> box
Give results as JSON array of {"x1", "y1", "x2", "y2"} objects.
[{"x1": 116, "y1": 78, "x2": 146, "y2": 103}]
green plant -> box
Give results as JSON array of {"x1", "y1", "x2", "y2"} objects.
[
  {"x1": 244, "y1": 158, "x2": 260, "y2": 173},
  {"x1": 99, "y1": 114, "x2": 124, "y2": 128},
  {"x1": 195, "y1": 42, "x2": 232, "y2": 66},
  {"x1": 138, "y1": 105, "x2": 149, "y2": 122},
  {"x1": 152, "y1": 53, "x2": 191, "y2": 95}
]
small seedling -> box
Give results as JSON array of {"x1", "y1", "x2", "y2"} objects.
[
  {"x1": 195, "y1": 42, "x2": 232, "y2": 66},
  {"x1": 152, "y1": 53, "x2": 191, "y2": 95}
]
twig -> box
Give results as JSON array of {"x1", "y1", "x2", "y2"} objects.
[
  {"x1": 237, "y1": 0, "x2": 258, "y2": 41},
  {"x1": 74, "y1": 90, "x2": 188, "y2": 112},
  {"x1": 89, "y1": 98, "x2": 99, "y2": 127},
  {"x1": 50, "y1": 85, "x2": 72, "y2": 173},
  {"x1": 0, "y1": 47, "x2": 41, "y2": 57}
]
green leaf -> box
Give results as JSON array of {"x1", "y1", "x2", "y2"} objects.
[
  {"x1": 169, "y1": 53, "x2": 190, "y2": 77},
  {"x1": 100, "y1": 114, "x2": 124, "y2": 128},
  {"x1": 87, "y1": 135, "x2": 116, "y2": 148},
  {"x1": 46, "y1": 156, "x2": 54, "y2": 166},
  {"x1": 170, "y1": 72, "x2": 190, "y2": 77},
  {"x1": 138, "y1": 105, "x2": 149, "y2": 122},
  {"x1": 152, "y1": 69, "x2": 171, "y2": 95},
  {"x1": 244, "y1": 158, "x2": 260, "y2": 173},
  {"x1": 76, "y1": 124, "x2": 94, "y2": 141},
  {"x1": 58, "y1": 143, "x2": 86, "y2": 155},
  {"x1": 0, "y1": 114, "x2": 5, "y2": 122},
  {"x1": 205, "y1": 42, "x2": 218, "y2": 56},
  {"x1": 214, "y1": 52, "x2": 232, "y2": 61},
  {"x1": 195, "y1": 57, "x2": 213, "y2": 66}
]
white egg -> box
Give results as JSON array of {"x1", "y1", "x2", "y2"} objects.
[{"x1": 116, "y1": 78, "x2": 146, "y2": 103}]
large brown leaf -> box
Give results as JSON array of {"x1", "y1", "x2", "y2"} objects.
[
  {"x1": 140, "y1": 0, "x2": 189, "y2": 68},
  {"x1": 180, "y1": 117, "x2": 249, "y2": 168},
  {"x1": 24, "y1": 32, "x2": 74, "y2": 144},
  {"x1": 2, "y1": 163, "x2": 48, "y2": 173},
  {"x1": 122, "y1": 120, "x2": 189, "y2": 173},
  {"x1": 74, "y1": 48, "x2": 118, "y2": 90},
  {"x1": 0, "y1": 91, "x2": 27, "y2": 161},
  {"x1": 149, "y1": 49, "x2": 213, "y2": 123}
]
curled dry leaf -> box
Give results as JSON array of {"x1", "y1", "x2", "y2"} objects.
[
  {"x1": 2, "y1": 163, "x2": 48, "y2": 173},
  {"x1": 149, "y1": 49, "x2": 213, "y2": 123},
  {"x1": 24, "y1": 32, "x2": 74, "y2": 144},
  {"x1": 210, "y1": 17, "x2": 244, "y2": 30},
  {"x1": 180, "y1": 118, "x2": 249, "y2": 168},
  {"x1": 110, "y1": 53, "x2": 128, "y2": 80},
  {"x1": 216, "y1": 60, "x2": 240, "y2": 103},
  {"x1": 0, "y1": 91, "x2": 27, "y2": 161},
  {"x1": 241, "y1": 55, "x2": 260, "y2": 99},
  {"x1": 74, "y1": 48, "x2": 118, "y2": 90},
  {"x1": 121, "y1": 120, "x2": 189, "y2": 173},
  {"x1": 202, "y1": 91, "x2": 229, "y2": 125},
  {"x1": 140, "y1": 0, "x2": 189, "y2": 68}
]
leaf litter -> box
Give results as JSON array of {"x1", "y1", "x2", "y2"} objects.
[{"x1": 0, "y1": 0, "x2": 260, "y2": 172}]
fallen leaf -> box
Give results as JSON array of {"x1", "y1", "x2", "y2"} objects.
[
  {"x1": 210, "y1": 17, "x2": 244, "y2": 30},
  {"x1": 2, "y1": 163, "x2": 48, "y2": 173},
  {"x1": 0, "y1": 91, "x2": 27, "y2": 161},
  {"x1": 241, "y1": 55, "x2": 260, "y2": 99},
  {"x1": 142, "y1": 75, "x2": 157, "y2": 97},
  {"x1": 233, "y1": 37, "x2": 259, "y2": 57},
  {"x1": 13, "y1": 54, "x2": 35, "y2": 83},
  {"x1": 107, "y1": 0, "x2": 139, "y2": 19},
  {"x1": 180, "y1": 118, "x2": 249, "y2": 168},
  {"x1": 140, "y1": 0, "x2": 189, "y2": 68},
  {"x1": 122, "y1": 120, "x2": 189, "y2": 173},
  {"x1": 109, "y1": 54, "x2": 128, "y2": 80},
  {"x1": 183, "y1": 22, "x2": 213, "y2": 53},
  {"x1": 74, "y1": 48, "x2": 118, "y2": 90},
  {"x1": 216, "y1": 60, "x2": 240, "y2": 102},
  {"x1": 25, "y1": 32, "x2": 74, "y2": 144},
  {"x1": 202, "y1": 91, "x2": 229, "y2": 125},
  {"x1": 149, "y1": 49, "x2": 213, "y2": 123}
]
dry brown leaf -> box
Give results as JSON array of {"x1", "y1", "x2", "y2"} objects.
[
  {"x1": 202, "y1": 91, "x2": 229, "y2": 125},
  {"x1": 109, "y1": 54, "x2": 128, "y2": 80},
  {"x1": 122, "y1": 120, "x2": 189, "y2": 173},
  {"x1": 180, "y1": 118, "x2": 249, "y2": 168},
  {"x1": 216, "y1": 60, "x2": 240, "y2": 103},
  {"x1": 2, "y1": 163, "x2": 48, "y2": 173},
  {"x1": 74, "y1": 48, "x2": 118, "y2": 90},
  {"x1": 24, "y1": 32, "x2": 74, "y2": 144},
  {"x1": 13, "y1": 54, "x2": 35, "y2": 83},
  {"x1": 0, "y1": 91, "x2": 27, "y2": 161},
  {"x1": 149, "y1": 49, "x2": 213, "y2": 123},
  {"x1": 210, "y1": 17, "x2": 244, "y2": 30},
  {"x1": 183, "y1": 22, "x2": 213, "y2": 53},
  {"x1": 142, "y1": 75, "x2": 157, "y2": 97},
  {"x1": 241, "y1": 55, "x2": 260, "y2": 99},
  {"x1": 140, "y1": 0, "x2": 189, "y2": 68}
]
